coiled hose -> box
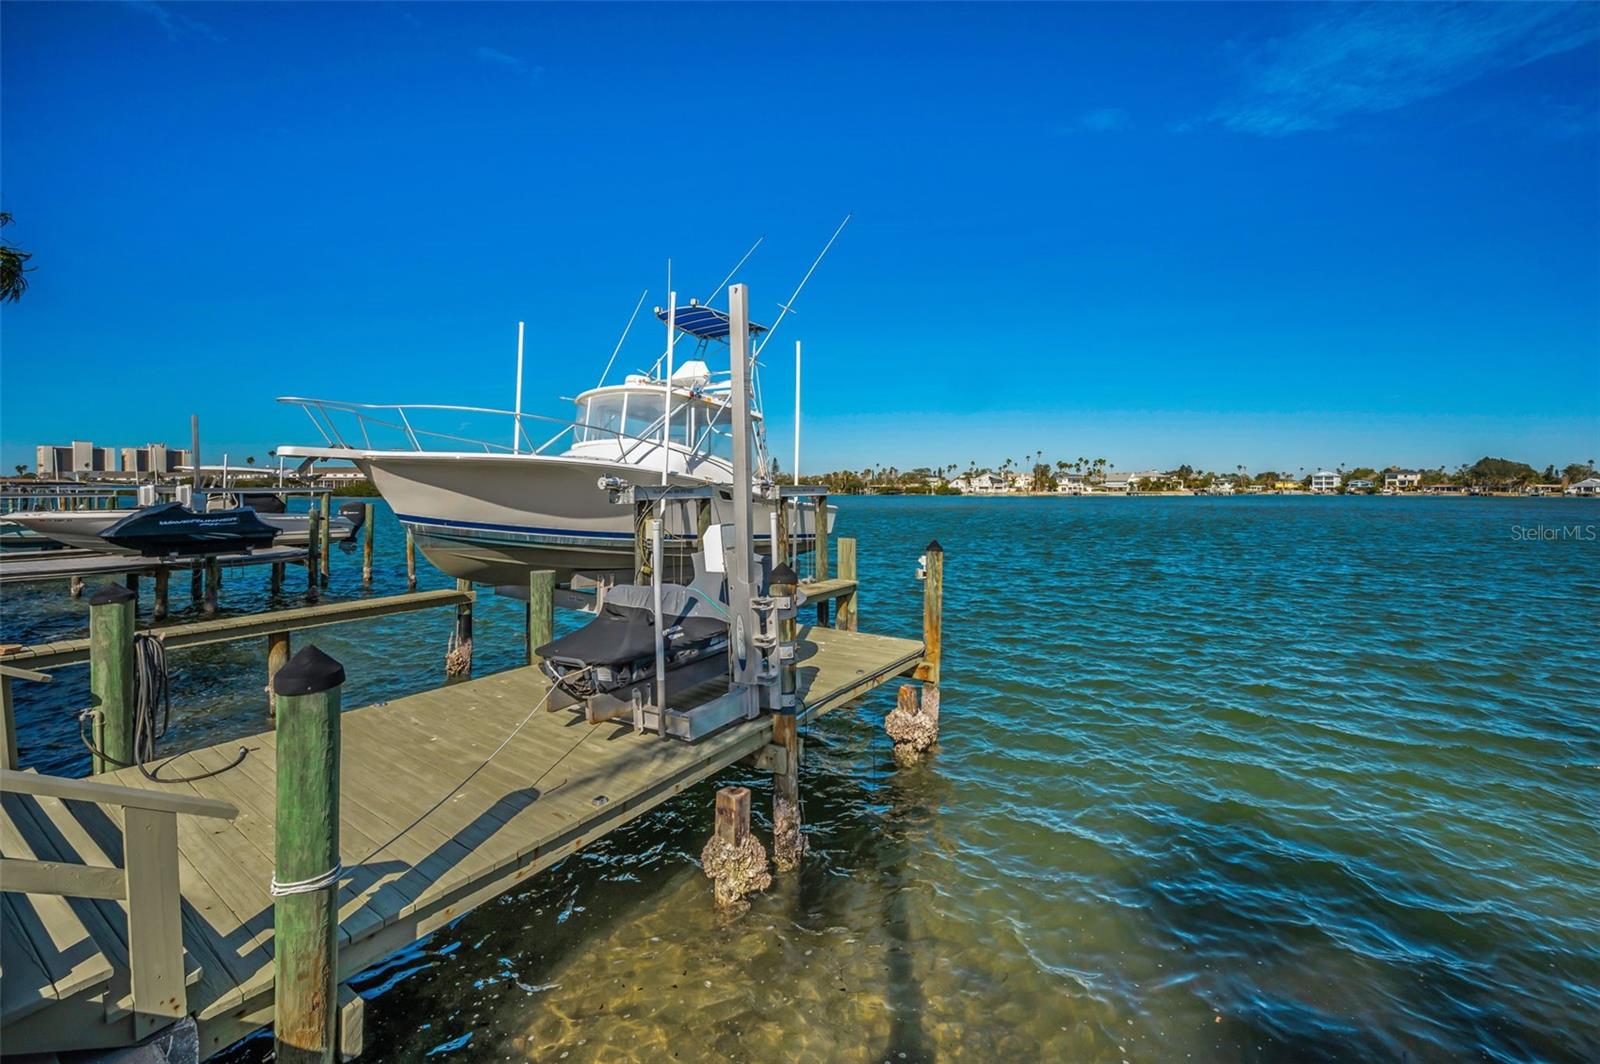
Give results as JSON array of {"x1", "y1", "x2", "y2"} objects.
[{"x1": 79, "y1": 633, "x2": 248, "y2": 783}]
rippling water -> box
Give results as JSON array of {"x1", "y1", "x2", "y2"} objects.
[{"x1": 6, "y1": 496, "x2": 1598, "y2": 1062}]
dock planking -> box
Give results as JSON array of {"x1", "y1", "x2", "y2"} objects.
[{"x1": 1, "y1": 624, "x2": 922, "y2": 1057}]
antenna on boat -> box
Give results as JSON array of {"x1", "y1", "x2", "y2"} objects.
[
  {"x1": 663, "y1": 289, "x2": 676, "y2": 485},
  {"x1": 596, "y1": 289, "x2": 650, "y2": 389},
  {"x1": 512, "y1": 320, "x2": 526, "y2": 454},
  {"x1": 794, "y1": 340, "x2": 802, "y2": 486},
  {"x1": 752, "y1": 214, "x2": 850, "y2": 361},
  {"x1": 704, "y1": 235, "x2": 765, "y2": 305}
]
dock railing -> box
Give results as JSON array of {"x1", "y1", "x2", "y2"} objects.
[{"x1": 0, "y1": 768, "x2": 238, "y2": 1036}]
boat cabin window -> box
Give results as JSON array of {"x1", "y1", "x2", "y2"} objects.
[
  {"x1": 577, "y1": 395, "x2": 626, "y2": 442},
  {"x1": 623, "y1": 393, "x2": 664, "y2": 441}
]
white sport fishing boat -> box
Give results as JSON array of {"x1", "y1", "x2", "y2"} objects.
[{"x1": 279, "y1": 320, "x2": 830, "y2": 585}]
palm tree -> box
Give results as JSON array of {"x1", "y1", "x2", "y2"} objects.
[
  {"x1": 13, "y1": 463, "x2": 27, "y2": 478},
  {"x1": 0, "y1": 212, "x2": 33, "y2": 303}
]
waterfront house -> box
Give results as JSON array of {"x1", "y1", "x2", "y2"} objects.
[
  {"x1": 1567, "y1": 477, "x2": 1600, "y2": 496},
  {"x1": 1098, "y1": 472, "x2": 1133, "y2": 493},
  {"x1": 1384, "y1": 469, "x2": 1422, "y2": 491},
  {"x1": 1310, "y1": 470, "x2": 1341, "y2": 493},
  {"x1": 1056, "y1": 474, "x2": 1089, "y2": 495},
  {"x1": 1347, "y1": 478, "x2": 1375, "y2": 492},
  {"x1": 951, "y1": 472, "x2": 1006, "y2": 494},
  {"x1": 1274, "y1": 479, "x2": 1302, "y2": 492}
]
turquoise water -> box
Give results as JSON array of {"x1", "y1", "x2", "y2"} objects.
[{"x1": 5, "y1": 497, "x2": 1598, "y2": 1061}]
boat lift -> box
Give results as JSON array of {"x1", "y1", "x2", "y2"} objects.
[{"x1": 535, "y1": 283, "x2": 827, "y2": 742}]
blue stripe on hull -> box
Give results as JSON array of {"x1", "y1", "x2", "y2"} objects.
[{"x1": 396, "y1": 511, "x2": 812, "y2": 547}]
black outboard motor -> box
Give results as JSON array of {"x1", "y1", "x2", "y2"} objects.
[
  {"x1": 100, "y1": 502, "x2": 279, "y2": 557},
  {"x1": 338, "y1": 501, "x2": 367, "y2": 552}
]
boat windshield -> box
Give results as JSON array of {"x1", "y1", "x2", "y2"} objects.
[{"x1": 574, "y1": 391, "x2": 695, "y2": 447}]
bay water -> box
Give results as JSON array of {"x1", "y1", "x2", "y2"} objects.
[{"x1": 4, "y1": 496, "x2": 1596, "y2": 1062}]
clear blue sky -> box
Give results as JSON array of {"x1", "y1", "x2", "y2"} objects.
[{"x1": 3, "y1": 2, "x2": 1598, "y2": 475}]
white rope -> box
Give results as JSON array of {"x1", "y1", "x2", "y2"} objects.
[{"x1": 271, "y1": 862, "x2": 344, "y2": 897}]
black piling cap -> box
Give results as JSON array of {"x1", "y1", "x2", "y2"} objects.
[
  {"x1": 925, "y1": 539, "x2": 944, "y2": 554},
  {"x1": 89, "y1": 584, "x2": 137, "y2": 606},
  {"x1": 273, "y1": 644, "x2": 346, "y2": 696},
  {"x1": 769, "y1": 561, "x2": 799, "y2": 586}
]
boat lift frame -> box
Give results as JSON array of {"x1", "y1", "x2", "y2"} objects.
[{"x1": 596, "y1": 283, "x2": 831, "y2": 743}]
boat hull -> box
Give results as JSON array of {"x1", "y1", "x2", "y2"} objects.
[{"x1": 360, "y1": 453, "x2": 826, "y2": 585}]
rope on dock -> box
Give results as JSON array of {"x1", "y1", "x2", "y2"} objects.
[{"x1": 271, "y1": 862, "x2": 344, "y2": 897}]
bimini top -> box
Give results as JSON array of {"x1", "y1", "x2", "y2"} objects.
[{"x1": 655, "y1": 301, "x2": 769, "y2": 341}]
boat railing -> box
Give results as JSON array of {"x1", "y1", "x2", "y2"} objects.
[{"x1": 277, "y1": 395, "x2": 736, "y2": 466}]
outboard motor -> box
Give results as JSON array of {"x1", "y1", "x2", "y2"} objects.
[{"x1": 338, "y1": 500, "x2": 367, "y2": 552}]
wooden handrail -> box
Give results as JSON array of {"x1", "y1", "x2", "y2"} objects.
[
  {"x1": 0, "y1": 770, "x2": 238, "y2": 820},
  {"x1": 0, "y1": 587, "x2": 473, "y2": 671}
]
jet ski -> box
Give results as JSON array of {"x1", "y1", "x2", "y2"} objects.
[
  {"x1": 537, "y1": 554, "x2": 734, "y2": 724},
  {"x1": 99, "y1": 502, "x2": 280, "y2": 557}
]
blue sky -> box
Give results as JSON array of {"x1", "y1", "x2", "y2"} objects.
[{"x1": 2, "y1": 1, "x2": 1597, "y2": 475}]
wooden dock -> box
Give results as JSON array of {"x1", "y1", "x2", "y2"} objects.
[
  {"x1": 0, "y1": 546, "x2": 308, "y2": 587},
  {"x1": 0, "y1": 624, "x2": 923, "y2": 1058}
]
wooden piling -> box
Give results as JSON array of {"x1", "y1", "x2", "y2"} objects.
[
  {"x1": 448, "y1": 578, "x2": 473, "y2": 680},
  {"x1": 306, "y1": 509, "x2": 321, "y2": 604},
  {"x1": 271, "y1": 645, "x2": 343, "y2": 1064},
  {"x1": 527, "y1": 569, "x2": 555, "y2": 665},
  {"x1": 203, "y1": 556, "x2": 221, "y2": 616},
  {"x1": 914, "y1": 540, "x2": 943, "y2": 687},
  {"x1": 318, "y1": 495, "x2": 331, "y2": 587},
  {"x1": 266, "y1": 632, "x2": 292, "y2": 720},
  {"x1": 404, "y1": 529, "x2": 417, "y2": 589},
  {"x1": 89, "y1": 584, "x2": 137, "y2": 775},
  {"x1": 714, "y1": 785, "x2": 751, "y2": 846},
  {"x1": 191, "y1": 563, "x2": 203, "y2": 603},
  {"x1": 271, "y1": 562, "x2": 285, "y2": 596},
  {"x1": 152, "y1": 568, "x2": 170, "y2": 622},
  {"x1": 836, "y1": 536, "x2": 858, "y2": 632},
  {"x1": 814, "y1": 494, "x2": 830, "y2": 579},
  {"x1": 69, "y1": 574, "x2": 85, "y2": 600},
  {"x1": 770, "y1": 560, "x2": 804, "y2": 871},
  {"x1": 1, "y1": 674, "x2": 16, "y2": 771},
  {"x1": 124, "y1": 572, "x2": 140, "y2": 602},
  {"x1": 361, "y1": 503, "x2": 373, "y2": 586}
]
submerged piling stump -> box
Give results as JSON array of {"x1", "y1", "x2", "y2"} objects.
[
  {"x1": 701, "y1": 786, "x2": 770, "y2": 910},
  {"x1": 70, "y1": 574, "x2": 85, "y2": 600},
  {"x1": 405, "y1": 529, "x2": 417, "y2": 589},
  {"x1": 88, "y1": 584, "x2": 137, "y2": 775},
  {"x1": 271, "y1": 645, "x2": 344, "y2": 1064},
  {"x1": 885, "y1": 683, "x2": 939, "y2": 762}
]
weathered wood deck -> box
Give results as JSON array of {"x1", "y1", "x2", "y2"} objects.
[
  {"x1": 0, "y1": 624, "x2": 922, "y2": 1058},
  {"x1": 0, "y1": 546, "x2": 308, "y2": 587}
]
